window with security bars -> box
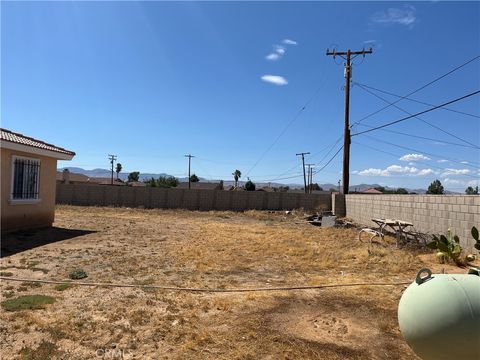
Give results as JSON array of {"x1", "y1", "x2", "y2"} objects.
[{"x1": 12, "y1": 157, "x2": 40, "y2": 200}]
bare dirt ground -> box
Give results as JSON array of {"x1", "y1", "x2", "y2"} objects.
[{"x1": 0, "y1": 205, "x2": 463, "y2": 359}]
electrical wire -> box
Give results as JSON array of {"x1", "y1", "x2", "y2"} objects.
[
  {"x1": 361, "y1": 135, "x2": 480, "y2": 173},
  {"x1": 354, "y1": 83, "x2": 480, "y2": 148},
  {"x1": 352, "y1": 55, "x2": 480, "y2": 127},
  {"x1": 313, "y1": 146, "x2": 343, "y2": 174},
  {"x1": 245, "y1": 81, "x2": 327, "y2": 177},
  {"x1": 351, "y1": 90, "x2": 480, "y2": 137},
  {"x1": 0, "y1": 276, "x2": 411, "y2": 293},
  {"x1": 352, "y1": 141, "x2": 478, "y2": 178},
  {"x1": 354, "y1": 82, "x2": 480, "y2": 119},
  {"x1": 355, "y1": 124, "x2": 478, "y2": 149}
]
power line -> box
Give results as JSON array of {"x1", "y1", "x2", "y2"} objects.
[
  {"x1": 352, "y1": 141, "x2": 479, "y2": 179},
  {"x1": 355, "y1": 124, "x2": 478, "y2": 149},
  {"x1": 353, "y1": 82, "x2": 480, "y2": 119},
  {"x1": 354, "y1": 82, "x2": 480, "y2": 148},
  {"x1": 313, "y1": 146, "x2": 343, "y2": 175},
  {"x1": 352, "y1": 55, "x2": 480, "y2": 127},
  {"x1": 361, "y1": 134, "x2": 480, "y2": 171},
  {"x1": 245, "y1": 82, "x2": 326, "y2": 177},
  {"x1": 351, "y1": 90, "x2": 480, "y2": 137}
]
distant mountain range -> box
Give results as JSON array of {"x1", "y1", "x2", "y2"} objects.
[{"x1": 58, "y1": 167, "x2": 435, "y2": 193}]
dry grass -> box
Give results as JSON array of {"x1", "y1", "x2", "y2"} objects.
[{"x1": 0, "y1": 205, "x2": 462, "y2": 359}]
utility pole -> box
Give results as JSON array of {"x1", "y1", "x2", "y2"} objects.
[
  {"x1": 184, "y1": 154, "x2": 194, "y2": 189},
  {"x1": 296, "y1": 152, "x2": 310, "y2": 194},
  {"x1": 306, "y1": 164, "x2": 315, "y2": 194},
  {"x1": 108, "y1": 154, "x2": 117, "y2": 185},
  {"x1": 338, "y1": 179, "x2": 341, "y2": 193},
  {"x1": 326, "y1": 47, "x2": 372, "y2": 194}
]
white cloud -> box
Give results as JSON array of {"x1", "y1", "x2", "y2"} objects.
[
  {"x1": 460, "y1": 161, "x2": 469, "y2": 164},
  {"x1": 440, "y1": 178, "x2": 479, "y2": 189},
  {"x1": 282, "y1": 39, "x2": 298, "y2": 45},
  {"x1": 417, "y1": 169, "x2": 435, "y2": 176},
  {"x1": 371, "y1": 5, "x2": 417, "y2": 28},
  {"x1": 265, "y1": 53, "x2": 280, "y2": 61},
  {"x1": 274, "y1": 45, "x2": 286, "y2": 55},
  {"x1": 358, "y1": 168, "x2": 388, "y2": 176},
  {"x1": 358, "y1": 164, "x2": 436, "y2": 177},
  {"x1": 442, "y1": 178, "x2": 463, "y2": 185},
  {"x1": 437, "y1": 159, "x2": 448, "y2": 163},
  {"x1": 441, "y1": 168, "x2": 471, "y2": 176},
  {"x1": 261, "y1": 75, "x2": 288, "y2": 86},
  {"x1": 399, "y1": 153, "x2": 430, "y2": 161}
]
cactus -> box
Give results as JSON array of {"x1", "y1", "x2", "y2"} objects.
[
  {"x1": 426, "y1": 229, "x2": 463, "y2": 266},
  {"x1": 472, "y1": 226, "x2": 480, "y2": 251}
]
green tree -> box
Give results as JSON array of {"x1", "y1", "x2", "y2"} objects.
[
  {"x1": 374, "y1": 186, "x2": 386, "y2": 193},
  {"x1": 144, "y1": 177, "x2": 157, "y2": 187},
  {"x1": 396, "y1": 188, "x2": 408, "y2": 194},
  {"x1": 232, "y1": 169, "x2": 242, "y2": 188},
  {"x1": 427, "y1": 179, "x2": 444, "y2": 194},
  {"x1": 115, "y1": 163, "x2": 122, "y2": 180},
  {"x1": 311, "y1": 183, "x2": 323, "y2": 191},
  {"x1": 465, "y1": 186, "x2": 479, "y2": 195},
  {"x1": 245, "y1": 178, "x2": 256, "y2": 191},
  {"x1": 158, "y1": 176, "x2": 179, "y2": 188},
  {"x1": 189, "y1": 174, "x2": 199, "y2": 182},
  {"x1": 128, "y1": 171, "x2": 140, "y2": 182}
]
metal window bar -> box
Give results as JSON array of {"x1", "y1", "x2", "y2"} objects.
[{"x1": 12, "y1": 159, "x2": 40, "y2": 199}]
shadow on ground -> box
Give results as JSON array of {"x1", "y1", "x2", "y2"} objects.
[{"x1": 1, "y1": 227, "x2": 96, "y2": 257}]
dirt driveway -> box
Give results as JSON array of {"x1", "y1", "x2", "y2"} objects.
[{"x1": 0, "y1": 205, "x2": 456, "y2": 359}]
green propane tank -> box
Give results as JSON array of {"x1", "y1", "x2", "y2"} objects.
[{"x1": 398, "y1": 268, "x2": 480, "y2": 360}]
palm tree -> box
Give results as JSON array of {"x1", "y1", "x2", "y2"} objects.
[
  {"x1": 232, "y1": 169, "x2": 241, "y2": 188},
  {"x1": 115, "y1": 163, "x2": 122, "y2": 180}
]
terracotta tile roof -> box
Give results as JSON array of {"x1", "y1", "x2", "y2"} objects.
[
  {"x1": 0, "y1": 128, "x2": 75, "y2": 156},
  {"x1": 363, "y1": 188, "x2": 383, "y2": 194}
]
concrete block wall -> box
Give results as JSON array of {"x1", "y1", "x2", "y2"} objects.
[
  {"x1": 56, "y1": 184, "x2": 331, "y2": 212},
  {"x1": 345, "y1": 194, "x2": 480, "y2": 249}
]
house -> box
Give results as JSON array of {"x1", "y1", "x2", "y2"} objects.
[
  {"x1": 56, "y1": 169, "x2": 90, "y2": 184},
  {"x1": 177, "y1": 181, "x2": 224, "y2": 190},
  {"x1": 362, "y1": 188, "x2": 383, "y2": 194},
  {"x1": 1, "y1": 128, "x2": 75, "y2": 233}
]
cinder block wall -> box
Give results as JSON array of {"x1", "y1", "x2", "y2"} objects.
[
  {"x1": 56, "y1": 184, "x2": 331, "y2": 212},
  {"x1": 345, "y1": 194, "x2": 480, "y2": 249}
]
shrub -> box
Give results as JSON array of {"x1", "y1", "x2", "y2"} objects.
[
  {"x1": 55, "y1": 283, "x2": 72, "y2": 291},
  {"x1": 68, "y1": 269, "x2": 87, "y2": 280},
  {"x1": 1, "y1": 295, "x2": 56, "y2": 311}
]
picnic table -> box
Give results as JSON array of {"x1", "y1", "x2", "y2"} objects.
[{"x1": 371, "y1": 218, "x2": 414, "y2": 245}]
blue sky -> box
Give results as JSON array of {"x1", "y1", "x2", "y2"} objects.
[{"x1": 2, "y1": 1, "x2": 479, "y2": 190}]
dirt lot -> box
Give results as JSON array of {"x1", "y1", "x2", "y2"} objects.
[{"x1": 0, "y1": 205, "x2": 462, "y2": 359}]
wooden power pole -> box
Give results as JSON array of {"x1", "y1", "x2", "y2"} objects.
[
  {"x1": 326, "y1": 48, "x2": 372, "y2": 194},
  {"x1": 296, "y1": 152, "x2": 310, "y2": 194},
  {"x1": 108, "y1": 154, "x2": 117, "y2": 185},
  {"x1": 184, "y1": 154, "x2": 194, "y2": 189}
]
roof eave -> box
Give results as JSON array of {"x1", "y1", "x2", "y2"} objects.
[{"x1": 1, "y1": 140, "x2": 75, "y2": 160}]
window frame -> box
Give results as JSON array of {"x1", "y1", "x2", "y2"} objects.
[{"x1": 10, "y1": 155, "x2": 42, "y2": 204}]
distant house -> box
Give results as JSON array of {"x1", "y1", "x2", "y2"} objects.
[
  {"x1": 56, "y1": 170, "x2": 126, "y2": 186},
  {"x1": 56, "y1": 169, "x2": 90, "y2": 184},
  {"x1": 177, "y1": 181, "x2": 224, "y2": 190},
  {"x1": 1, "y1": 128, "x2": 75, "y2": 233},
  {"x1": 362, "y1": 188, "x2": 383, "y2": 194},
  {"x1": 128, "y1": 181, "x2": 146, "y2": 187}
]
